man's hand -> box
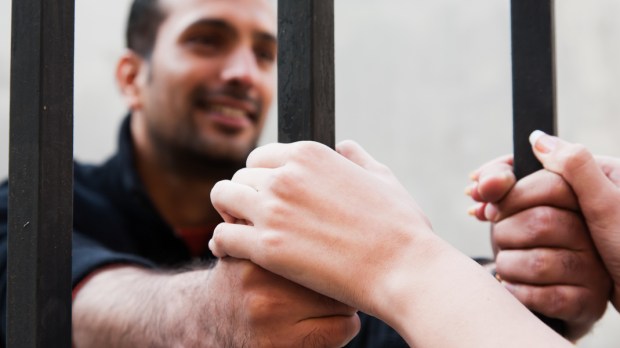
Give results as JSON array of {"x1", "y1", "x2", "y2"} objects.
[
  {"x1": 208, "y1": 258, "x2": 360, "y2": 347},
  {"x1": 467, "y1": 155, "x2": 611, "y2": 341},
  {"x1": 72, "y1": 262, "x2": 360, "y2": 347},
  {"x1": 529, "y1": 131, "x2": 620, "y2": 313}
]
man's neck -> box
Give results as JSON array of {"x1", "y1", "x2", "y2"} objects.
[{"x1": 140, "y1": 162, "x2": 225, "y2": 228}]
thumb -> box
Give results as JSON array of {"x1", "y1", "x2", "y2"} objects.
[{"x1": 529, "y1": 130, "x2": 616, "y2": 217}]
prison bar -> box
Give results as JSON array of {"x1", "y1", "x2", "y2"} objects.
[
  {"x1": 4, "y1": 0, "x2": 569, "y2": 344},
  {"x1": 277, "y1": 0, "x2": 335, "y2": 147},
  {"x1": 510, "y1": 0, "x2": 565, "y2": 335},
  {"x1": 7, "y1": 0, "x2": 75, "y2": 346},
  {"x1": 511, "y1": 0, "x2": 557, "y2": 179}
]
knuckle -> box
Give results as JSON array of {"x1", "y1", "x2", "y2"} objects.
[
  {"x1": 374, "y1": 163, "x2": 393, "y2": 176},
  {"x1": 244, "y1": 293, "x2": 278, "y2": 324},
  {"x1": 543, "y1": 173, "x2": 571, "y2": 200},
  {"x1": 291, "y1": 141, "x2": 325, "y2": 162},
  {"x1": 561, "y1": 252, "x2": 581, "y2": 275},
  {"x1": 543, "y1": 287, "x2": 570, "y2": 318},
  {"x1": 302, "y1": 330, "x2": 328, "y2": 348},
  {"x1": 210, "y1": 180, "x2": 227, "y2": 200},
  {"x1": 262, "y1": 200, "x2": 288, "y2": 225},
  {"x1": 529, "y1": 206, "x2": 553, "y2": 230},
  {"x1": 523, "y1": 207, "x2": 556, "y2": 242},
  {"x1": 303, "y1": 316, "x2": 359, "y2": 348},
  {"x1": 267, "y1": 167, "x2": 304, "y2": 199},
  {"x1": 559, "y1": 143, "x2": 592, "y2": 173},
  {"x1": 518, "y1": 287, "x2": 535, "y2": 308},
  {"x1": 529, "y1": 251, "x2": 550, "y2": 276},
  {"x1": 231, "y1": 168, "x2": 247, "y2": 182},
  {"x1": 258, "y1": 231, "x2": 284, "y2": 253}
]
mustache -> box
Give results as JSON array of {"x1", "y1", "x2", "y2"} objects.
[{"x1": 191, "y1": 84, "x2": 263, "y2": 116}]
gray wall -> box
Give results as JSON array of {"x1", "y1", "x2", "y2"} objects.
[{"x1": 1, "y1": 0, "x2": 619, "y2": 345}]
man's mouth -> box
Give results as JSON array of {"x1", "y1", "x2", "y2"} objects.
[
  {"x1": 210, "y1": 104, "x2": 249, "y2": 120},
  {"x1": 196, "y1": 102, "x2": 255, "y2": 131}
]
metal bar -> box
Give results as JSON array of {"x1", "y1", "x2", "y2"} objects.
[
  {"x1": 510, "y1": 0, "x2": 565, "y2": 335},
  {"x1": 511, "y1": 0, "x2": 557, "y2": 179},
  {"x1": 278, "y1": 0, "x2": 335, "y2": 147},
  {"x1": 7, "y1": 0, "x2": 74, "y2": 345}
]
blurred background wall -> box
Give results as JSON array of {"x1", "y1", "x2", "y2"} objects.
[{"x1": 1, "y1": 0, "x2": 619, "y2": 345}]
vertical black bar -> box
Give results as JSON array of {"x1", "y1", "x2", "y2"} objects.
[
  {"x1": 7, "y1": 0, "x2": 74, "y2": 346},
  {"x1": 278, "y1": 0, "x2": 335, "y2": 147},
  {"x1": 511, "y1": 0, "x2": 557, "y2": 179},
  {"x1": 511, "y1": 0, "x2": 565, "y2": 335}
]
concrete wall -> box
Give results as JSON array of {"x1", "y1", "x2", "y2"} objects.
[{"x1": 1, "y1": 0, "x2": 619, "y2": 345}]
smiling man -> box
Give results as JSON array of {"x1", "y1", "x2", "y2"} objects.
[{"x1": 0, "y1": 0, "x2": 406, "y2": 346}]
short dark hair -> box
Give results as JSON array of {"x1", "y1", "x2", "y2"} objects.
[{"x1": 126, "y1": 0, "x2": 166, "y2": 58}]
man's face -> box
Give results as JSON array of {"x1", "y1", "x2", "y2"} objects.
[{"x1": 136, "y1": 0, "x2": 276, "y2": 171}]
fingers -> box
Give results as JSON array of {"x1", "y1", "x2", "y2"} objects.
[
  {"x1": 502, "y1": 283, "x2": 602, "y2": 324},
  {"x1": 336, "y1": 140, "x2": 388, "y2": 174},
  {"x1": 469, "y1": 159, "x2": 516, "y2": 203},
  {"x1": 246, "y1": 142, "x2": 292, "y2": 168},
  {"x1": 246, "y1": 141, "x2": 332, "y2": 169},
  {"x1": 483, "y1": 170, "x2": 578, "y2": 222},
  {"x1": 231, "y1": 168, "x2": 272, "y2": 190},
  {"x1": 209, "y1": 223, "x2": 257, "y2": 259},
  {"x1": 469, "y1": 154, "x2": 514, "y2": 182},
  {"x1": 530, "y1": 130, "x2": 618, "y2": 221},
  {"x1": 496, "y1": 248, "x2": 588, "y2": 285},
  {"x1": 492, "y1": 207, "x2": 589, "y2": 251},
  {"x1": 296, "y1": 314, "x2": 361, "y2": 347},
  {"x1": 211, "y1": 180, "x2": 260, "y2": 223}
]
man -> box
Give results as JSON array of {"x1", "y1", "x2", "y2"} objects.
[
  {"x1": 1, "y1": 0, "x2": 400, "y2": 346},
  {"x1": 0, "y1": 0, "x2": 608, "y2": 346}
]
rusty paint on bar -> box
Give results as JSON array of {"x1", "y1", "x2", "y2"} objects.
[
  {"x1": 7, "y1": 0, "x2": 74, "y2": 346},
  {"x1": 278, "y1": 0, "x2": 335, "y2": 147}
]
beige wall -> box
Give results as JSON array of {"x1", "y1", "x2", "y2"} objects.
[{"x1": 1, "y1": 0, "x2": 619, "y2": 345}]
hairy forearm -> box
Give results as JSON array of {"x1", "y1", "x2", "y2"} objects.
[{"x1": 72, "y1": 266, "x2": 213, "y2": 347}]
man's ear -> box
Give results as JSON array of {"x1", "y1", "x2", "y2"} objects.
[{"x1": 116, "y1": 50, "x2": 148, "y2": 111}]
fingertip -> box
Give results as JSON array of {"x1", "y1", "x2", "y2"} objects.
[
  {"x1": 529, "y1": 130, "x2": 546, "y2": 148},
  {"x1": 467, "y1": 202, "x2": 488, "y2": 221},
  {"x1": 469, "y1": 169, "x2": 481, "y2": 181},
  {"x1": 529, "y1": 130, "x2": 558, "y2": 154},
  {"x1": 335, "y1": 139, "x2": 360, "y2": 154},
  {"x1": 484, "y1": 203, "x2": 499, "y2": 222},
  {"x1": 477, "y1": 170, "x2": 515, "y2": 203},
  {"x1": 209, "y1": 226, "x2": 225, "y2": 258}
]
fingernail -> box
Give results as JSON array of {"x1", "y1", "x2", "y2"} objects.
[
  {"x1": 469, "y1": 171, "x2": 479, "y2": 181},
  {"x1": 503, "y1": 282, "x2": 516, "y2": 294},
  {"x1": 467, "y1": 205, "x2": 477, "y2": 216},
  {"x1": 500, "y1": 170, "x2": 513, "y2": 181},
  {"x1": 464, "y1": 183, "x2": 475, "y2": 197},
  {"x1": 484, "y1": 203, "x2": 499, "y2": 222},
  {"x1": 529, "y1": 130, "x2": 557, "y2": 153}
]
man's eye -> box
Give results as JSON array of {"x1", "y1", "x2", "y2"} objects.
[
  {"x1": 255, "y1": 48, "x2": 275, "y2": 63},
  {"x1": 189, "y1": 35, "x2": 222, "y2": 47}
]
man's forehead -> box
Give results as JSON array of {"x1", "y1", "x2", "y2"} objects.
[{"x1": 159, "y1": 0, "x2": 276, "y2": 36}]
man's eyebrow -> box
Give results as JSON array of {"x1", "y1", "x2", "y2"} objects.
[
  {"x1": 255, "y1": 32, "x2": 277, "y2": 45},
  {"x1": 185, "y1": 18, "x2": 277, "y2": 45},
  {"x1": 186, "y1": 18, "x2": 235, "y2": 32}
]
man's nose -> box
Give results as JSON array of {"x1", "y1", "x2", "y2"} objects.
[{"x1": 221, "y1": 47, "x2": 260, "y2": 87}]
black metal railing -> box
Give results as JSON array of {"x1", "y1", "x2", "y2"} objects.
[
  {"x1": 6, "y1": 0, "x2": 560, "y2": 345},
  {"x1": 278, "y1": 0, "x2": 335, "y2": 147},
  {"x1": 7, "y1": 0, "x2": 74, "y2": 346}
]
